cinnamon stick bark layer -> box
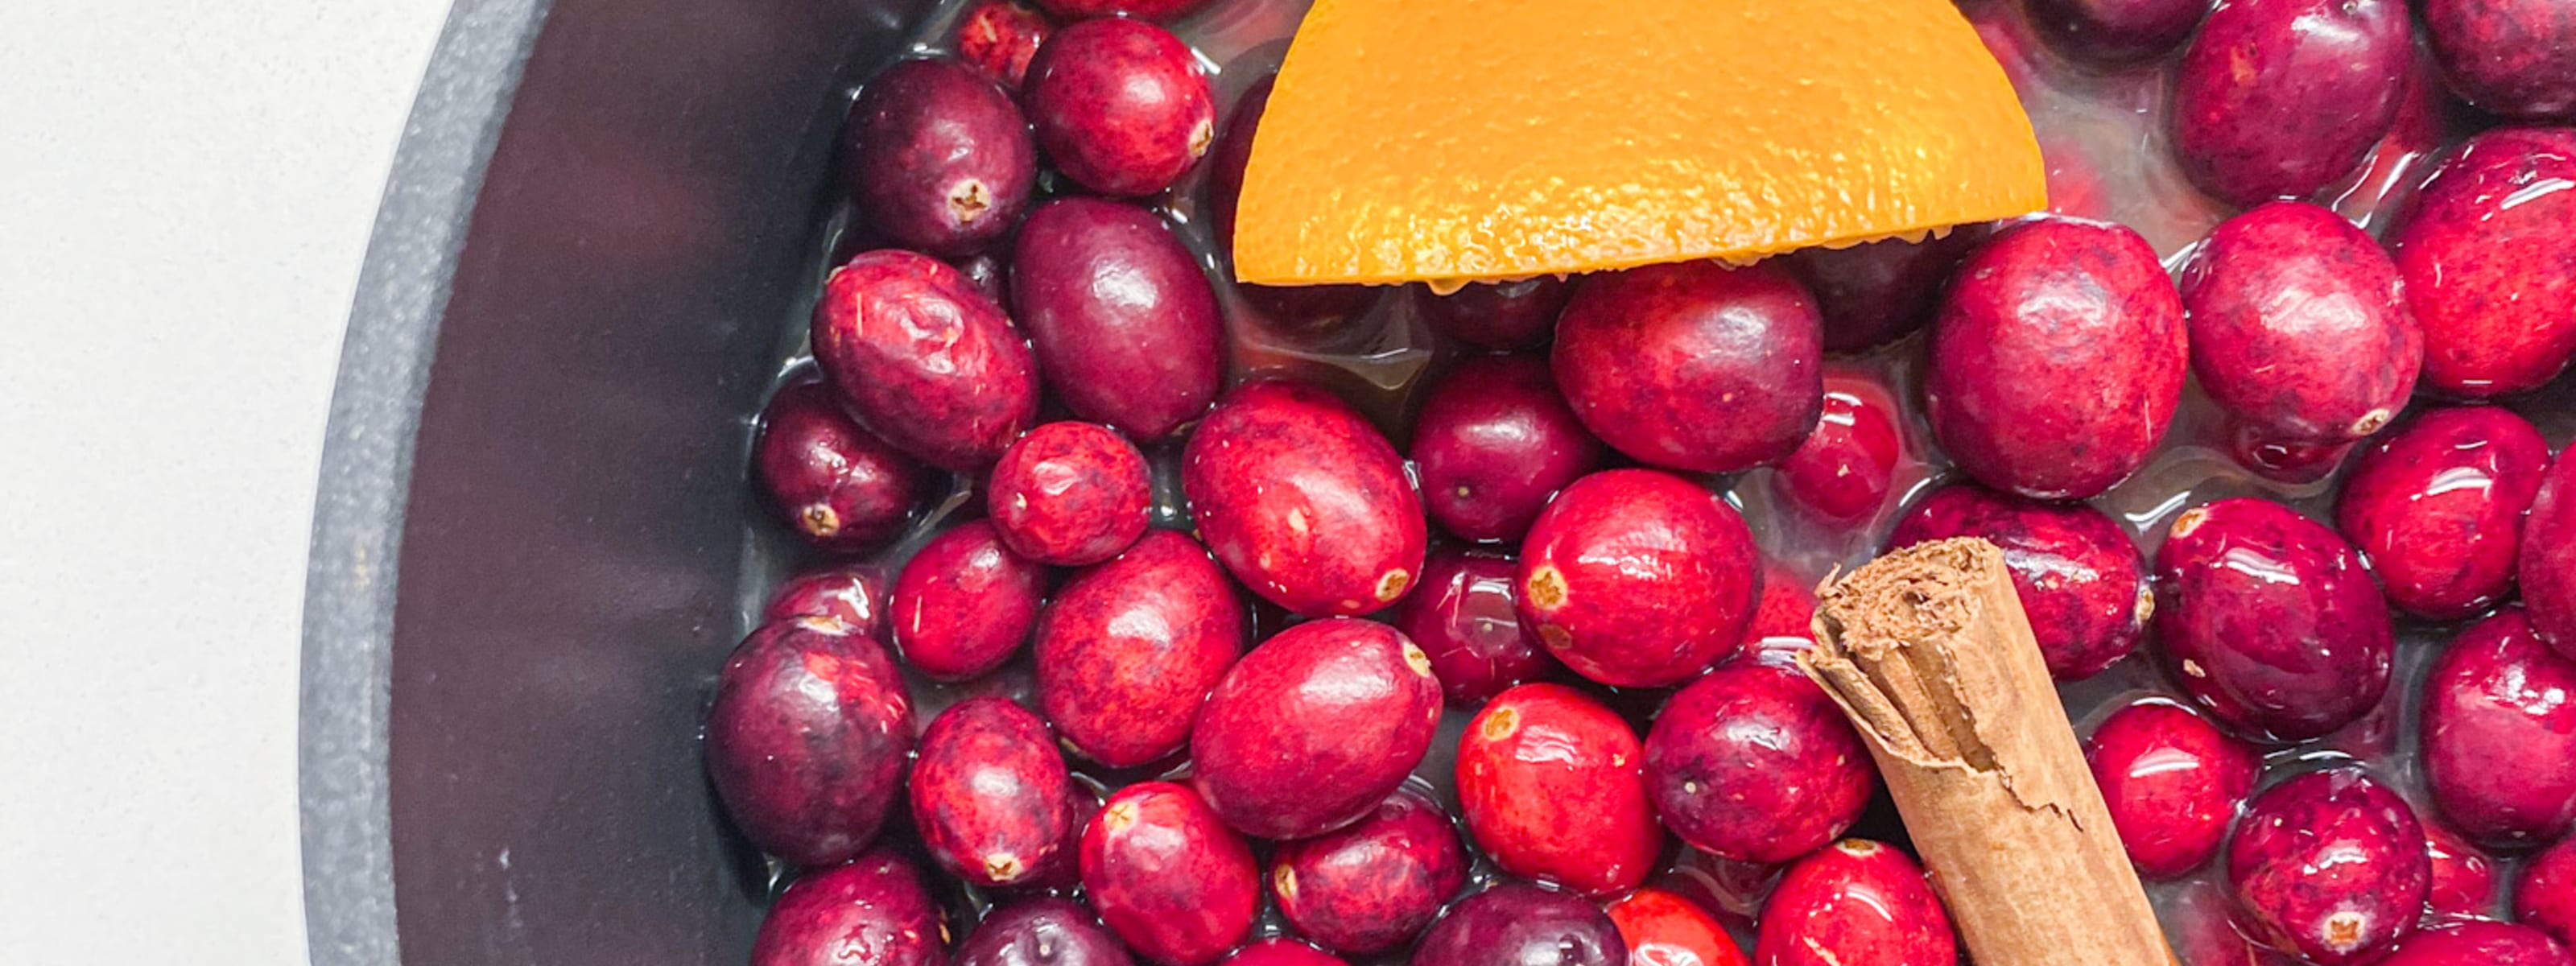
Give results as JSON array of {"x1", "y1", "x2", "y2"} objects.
[{"x1": 1799, "y1": 537, "x2": 2174, "y2": 966}]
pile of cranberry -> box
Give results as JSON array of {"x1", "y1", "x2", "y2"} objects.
[{"x1": 703, "y1": 0, "x2": 2576, "y2": 964}]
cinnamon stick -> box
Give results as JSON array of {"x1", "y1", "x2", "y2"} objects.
[{"x1": 1798, "y1": 537, "x2": 2174, "y2": 966}]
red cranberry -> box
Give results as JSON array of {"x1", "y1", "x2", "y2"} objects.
[
  {"x1": 953, "y1": 2, "x2": 1051, "y2": 92},
  {"x1": 1022, "y1": 19, "x2": 1212, "y2": 197},
  {"x1": 843, "y1": 58, "x2": 1034, "y2": 257},
  {"x1": 1204, "y1": 76, "x2": 1376, "y2": 334},
  {"x1": 1031, "y1": 0, "x2": 1212, "y2": 22},
  {"x1": 2423, "y1": 0, "x2": 2576, "y2": 121},
  {"x1": 1191, "y1": 618, "x2": 1442, "y2": 839},
  {"x1": 2525, "y1": 448, "x2": 2576, "y2": 657},
  {"x1": 1033, "y1": 530, "x2": 1245, "y2": 768},
  {"x1": 707, "y1": 618, "x2": 913, "y2": 866},
  {"x1": 1607, "y1": 888, "x2": 1747, "y2": 966},
  {"x1": 891, "y1": 520, "x2": 1047, "y2": 681},
  {"x1": 2084, "y1": 700, "x2": 2261, "y2": 880},
  {"x1": 1737, "y1": 562, "x2": 1820, "y2": 661},
  {"x1": 2226, "y1": 424, "x2": 2360, "y2": 485},
  {"x1": 752, "y1": 848, "x2": 946, "y2": 966},
  {"x1": 1926, "y1": 218, "x2": 2186, "y2": 500},
  {"x1": 910, "y1": 697, "x2": 1078, "y2": 887},
  {"x1": 2178, "y1": 200, "x2": 2420, "y2": 453},
  {"x1": 1553, "y1": 260, "x2": 1824, "y2": 473},
  {"x1": 1221, "y1": 940, "x2": 1344, "y2": 966},
  {"x1": 1411, "y1": 355, "x2": 1606, "y2": 543},
  {"x1": 2390, "y1": 127, "x2": 2576, "y2": 398},
  {"x1": 1771, "y1": 373, "x2": 1904, "y2": 526},
  {"x1": 2027, "y1": 0, "x2": 2207, "y2": 64},
  {"x1": 1269, "y1": 787, "x2": 1470, "y2": 956},
  {"x1": 1418, "y1": 277, "x2": 1573, "y2": 351},
  {"x1": 2171, "y1": 0, "x2": 2412, "y2": 206},
  {"x1": 1410, "y1": 884, "x2": 1626, "y2": 966},
  {"x1": 1890, "y1": 483, "x2": 2151, "y2": 681},
  {"x1": 953, "y1": 898, "x2": 1133, "y2": 966},
  {"x1": 2377, "y1": 921, "x2": 2576, "y2": 966},
  {"x1": 1784, "y1": 228, "x2": 1985, "y2": 353},
  {"x1": 2516, "y1": 836, "x2": 2576, "y2": 947},
  {"x1": 2336, "y1": 407, "x2": 2551, "y2": 619},
  {"x1": 988, "y1": 422, "x2": 1151, "y2": 566},
  {"x1": 1456, "y1": 683, "x2": 1662, "y2": 896},
  {"x1": 753, "y1": 378, "x2": 928, "y2": 553},
  {"x1": 2425, "y1": 821, "x2": 2500, "y2": 920},
  {"x1": 1753, "y1": 840, "x2": 1958, "y2": 966},
  {"x1": 2422, "y1": 608, "x2": 2576, "y2": 847},
  {"x1": 1009, "y1": 198, "x2": 1224, "y2": 440},
  {"x1": 2154, "y1": 498, "x2": 2396, "y2": 742},
  {"x1": 2227, "y1": 767, "x2": 2430, "y2": 964},
  {"x1": 1644, "y1": 661, "x2": 1873, "y2": 864},
  {"x1": 1393, "y1": 548, "x2": 1558, "y2": 706},
  {"x1": 763, "y1": 563, "x2": 887, "y2": 638},
  {"x1": 1517, "y1": 469, "x2": 1758, "y2": 687},
  {"x1": 1182, "y1": 379, "x2": 1426, "y2": 618},
  {"x1": 812, "y1": 250, "x2": 1039, "y2": 471},
  {"x1": 1080, "y1": 782, "x2": 1257, "y2": 966}
]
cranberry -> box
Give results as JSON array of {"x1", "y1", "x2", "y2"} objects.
[
  {"x1": 1033, "y1": 530, "x2": 1245, "y2": 768},
  {"x1": 2226, "y1": 767, "x2": 2430, "y2": 964},
  {"x1": 1890, "y1": 483, "x2": 2151, "y2": 681},
  {"x1": 2225, "y1": 425, "x2": 2360, "y2": 485},
  {"x1": 1411, "y1": 355, "x2": 1606, "y2": 543},
  {"x1": 2422, "y1": 0, "x2": 2576, "y2": 121},
  {"x1": 1456, "y1": 683, "x2": 1662, "y2": 896},
  {"x1": 2026, "y1": 0, "x2": 2207, "y2": 64},
  {"x1": 1022, "y1": 19, "x2": 1212, "y2": 197},
  {"x1": 1926, "y1": 217, "x2": 2186, "y2": 500},
  {"x1": 763, "y1": 563, "x2": 887, "y2": 638},
  {"x1": 2425, "y1": 821, "x2": 2500, "y2": 919},
  {"x1": 988, "y1": 422, "x2": 1151, "y2": 566},
  {"x1": 1268, "y1": 787, "x2": 1470, "y2": 956},
  {"x1": 890, "y1": 520, "x2": 1047, "y2": 681},
  {"x1": 1736, "y1": 562, "x2": 1820, "y2": 661},
  {"x1": 2336, "y1": 407, "x2": 2551, "y2": 619},
  {"x1": 2422, "y1": 608, "x2": 2576, "y2": 847},
  {"x1": 1204, "y1": 76, "x2": 1376, "y2": 334},
  {"x1": 1392, "y1": 547, "x2": 1558, "y2": 706},
  {"x1": 1418, "y1": 277, "x2": 1572, "y2": 351},
  {"x1": 1644, "y1": 661, "x2": 1873, "y2": 864},
  {"x1": 1031, "y1": 0, "x2": 1211, "y2": 22},
  {"x1": 706, "y1": 618, "x2": 913, "y2": 866},
  {"x1": 812, "y1": 250, "x2": 1040, "y2": 471},
  {"x1": 2516, "y1": 836, "x2": 2576, "y2": 947},
  {"x1": 2154, "y1": 498, "x2": 2396, "y2": 742},
  {"x1": 752, "y1": 848, "x2": 946, "y2": 966},
  {"x1": 1607, "y1": 888, "x2": 1747, "y2": 966},
  {"x1": 2084, "y1": 700, "x2": 2261, "y2": 879},
  {"x1": 1771, "y1": 374, "x2": 1903, "y2": 526},
  {"x1": 843, "y1": 58, "x2": 1034, "y2": 257},
  {"x1": 953, "y1": 2, "x2": 1051, "y2": 92},
  {"x1": 910, "y1": 697, "x2": 1079, "y2": 887},
  {"x1": 1191, "y1": 618, "x2": 1442, "y2": 839},
  {"x1": 1080, "y1": 782, "x2": 1258, "y2": 966},
  {"x1": 2171, "y1": 0, "x2": 2411, "y2": 206},
  {"x1": 1182, "y1": 379, "x2": 1426, "y2": 618},
  {"x1": 1753, "y1": 840, "x2": 1957, "y2": 966},
  {"x1": 1410, "y1": 884, "x2": 1626, "y2": 966},
  {"x1": 2376, "y1": 921, "x2": 2576, "y2": 966},
  {"x1": 1553, "y1": 260, "x2": 1823, "y2": 473},
  {"x1": 2526, "y1": 448, "x2": 2576, "y2": 657},
  {"x1": 1784, "y1": 228, "x2": 1986, "y2": 353},
  {"x1": 753, "y1": 378, "x2": 928, "y2": 553},
  {"x1": 1221, "y1": 940, "x2": 1344, "y2": 966},
  {"x1": 2391, "y1": 127, "x2": 2576, "y2": 398},
  {"x1": 952, "y1": 898, "x2": 1133, "y2": 966},
  {"x1": 1517, "y1": 469, "x2": 1758, "y2": 687},
  {"x1": 1010, "y1": 198, "x2": 1224, "y2": 440}
]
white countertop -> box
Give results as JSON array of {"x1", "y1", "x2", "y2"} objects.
[{"x1": 0, "y1": 2, "x2": 453, "y2": 962}]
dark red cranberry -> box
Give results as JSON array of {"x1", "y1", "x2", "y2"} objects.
[
  {"x1": 1222, "y1": 940, "x2": 1344, "y2": 966},
  {"x1": 2154, "y1": 498, "x2": 2395, "y2": 742},
  {"x1": 706, "y1": 618, "x2": 913, "y2": 866},
  {"x1": 1785, "y1": 226, "x2": 1987, "y2": 353},
  {"x1": 1644, "y1": 661, "x2": 1873, "y2": 863},
  {"x1": 2423, "y1": 0, "x2": 2576, "y2": 121},
  {"x1": 2027, "y1": 0, "x2": 2207, "y2": 64},
  {"x1": 2179, "y1": 200, "x2": 2420, "y2": 453},
  {"x1": 2422, "y1": 608, "x2": 2576, "y2": 847},
  {"x1": 909, "y1": 697, "x2": 1078, "y2": 887},
  {"x1": 752, "y1": 848, "x2": 946, "y2": 966},
  {"x1": 1033, "y1": 530, "x2": 1244, "y2": 768},
  {"x1": 1010, "y1": 198, "x2": 1224, "y2": 440},
  {"x1": 1204, "y1": 76, "x2": 1378, "y2": 335},
  {"x1": 2377, "y1": 921, "x2": 2576, "y2": 966},
  {"x1": 2226, "y1": 423, "x2": 2360, "y2": 485},
  {"x1": 1022, "y1": 19, "x2": 1212, "y2": 197},
  {"x1": 954, "y1": 2, "x2": 1051, "y2": 92},
  {"x1": 988, "y1": 421, "x2": 1151, "y2": 566},
  {"x1": 1269, "y1": 787, "x2": 1470, "y2": 956},
  {"x1": 1606, "y1": 888, "x2": 1746, "y2": 966},
  {"x1": 1191, "y1": 618, "x2": 1442, "y2": 839},
  {"x1": 952, "y1": 898, "x2": 1133, "y2": 966},
  {"x1": 1418, "y1": 277, "x2": 1573, "y2": 351},
  {"x1": 1410, "y1": 884, "x2": 1626, "y2": 966},
  {"x1": 1753, "y1": 840, "x2": 1957, "y2": 966},
  {"x1": 812, "y1": 250, "x2": 1039, "y2": 471},
  {"x1": 1031, "y1": 0, "x2": 1212, "y2": 22},
  {"x1": 2525, "y1": 448, "x2": 2576, "y2": 657},
  {"x1": 1771, "y1": 372, "x2": 1904, "y2": 526},
  {"x1": 1393, "y1": 548, "x2": 1558, "y2": 706},
  {"x1": 1080, "y1": 782, "x2": 1257, "y2": 966},
  {"x1": 1926, "y1": 217, "x2": 2186, "y2": 500},
  {"x1": 2226, "y1": 767, "x2": 2429, "y2": 964},
  {"x1": 2084, "y1": 700, "x2": 2261, "y2": 880},
  {"x1": 1517, "y1": 469, "x2": 1757, "y2": 687},
  {"x1": 843, "y1": 59, "x2": 1034, "y2": 257},
  {"x1": 1456, "y1": 683, "x2": 1662, "y2": 896},
  {"x1": 890, "y1": 520, "x2": 1047, "y2": 681},
  {"x1": 2391, "y1": 127, "x2": 2576, "y2": 398},
  {"x1": 2171, "y1": 0, "x2": 2411, "y2": 206},
  {"x1": 763, "y1": 564, "x2": 887, "y2": 638},
  {"x1": 753, "y1": 378, "x2": 927, "y2": 553},
  {"x1": 1411, "y1": 355, "x2": 1606, "y2": 543},
  {"x1": 2425, "y1": 821, "x2": 2500, "y2": 920},
  {"x1": 1553, "y1": 260, "x2": 1823, "y2": 473},
  {"x1": 1890, "y1": 482, "x2": 2151, "y2": 681},
  {"x1": 2516, "y1": 836, "x2": 2576, "y2": 947},
  {"x1": 1181, "y1": 379, "x2": 1427, "y2": 618},
  {"x1": 2336, "y1": 407, "x2": 2551, "y2": 619}
]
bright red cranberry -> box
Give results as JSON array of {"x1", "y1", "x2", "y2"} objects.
[
  {"x1": 953, "y1": 2, "x2": 1051, "y2": 92},
  {"x1": 1553, "y1": 260, "x2": 1823, "y2": 473},
  {"x1": 2391, "y1": 127, "x2": 2576, "y2": 398},
  {"x1": 1269, "y1": 787, "x2": 1470, "y2": 956},
  {"x1": 2084, "y1": 700, "x2": 2261, "y2": 880},
  {"x1": 1221, "y1": 940, "x2": 1343, "y2": 966},
  {"x1": 2336, "y1": 407, "x2": 2551, "y2": 619},
  {"x1": 952, "y1": 898, "x2": 1133, "y2": 966},
  {"x1": 763, "y1": 563, "x2": 887, "y2": 638},
  {"x1": 753, "y1": 378, "x2": 928, "y2": 553},
  {"x1": 2155, "y1": 498, "x2": 2396, "y2": 742},
  {"x1": 1771, "y1": 374, "x2": 1903, "y2": 526},
  {"x1": 1890, "y1": 483, "x2": 2151, "y2": 681},
  {"x1": 1517, "y1": 469, "x2": 1758, "y2": 687},
  {"x1": 2171, "y1": 0, "x2": 2411, "y2": 206},
  {"x1": 1418, "y1": 277, "x2": 1573, "y2": 351},
  {"x1": 1411, "y1": 884, "x2": 1626, "y2": 966},
  {"x1": 2516, "y1": 836, "x2": 2576, "y2": 947},
  {"x1": 1203, "y1": 75, "x2": 1375, "y2": 335},
  {"x1": 1080, "y1": 782, "x2": 1257, "y2": 966},
  {"x1": 2422, "y1": 608, "x2": 2576, "y2": 847},
  {"x1": 1644, "y1": 661, "x2": 1873, "y2": 864},
  {"x1": 2227, "y1": 767, "x2": 2430, "y2": 964},
  {"x1": 2425, "y1": 821, "x2": 2500, "y2": 920},
  {"x1": 1784, "y1": 228, "x2": 1987, "y2": 353},
  {"x1": 1010, "y1": 198, "x2": 1224, "y2": 440},
  {"x1": 1926, "y1": 217, "x2": 2186, "y2": 500},
  {"x1": 2526, "y1": 448, "x2": 2576, "y2": 657},
  {"x1": 1392, "y1": 548, "x2": 1558, "y2": 706},
  {"x1": 1411, "y1": 355, "x2": 1606, "y2": 543},
  {"x1": 1753, "y1": 840, "x2": 1958, "y2": 966},
  {"x1": 1033, "y1": 530, "x2": 1245, "y2": 768},
  {"x1": 707, "y1": 619, "x2": 914, "y2": 866},
  {"x1": 1022, "y1": 19, "x2": 1212, "y2": 197},
  {"x1": 1456, "y1": 683, "x2": 1662, "y2": 896},
  {"x1": 890, "y1": 520, "x2": 1046, "y2": 681},
  {"x1": 2027, "y1": 0, "x2": 2207, "y2": 64},
  {"x1": 1182, "y1": 379, "x2": 1426, "y2": 618},
  {"x1": 1031, "y1": 0, "x2": 1211, "y2": 21},
  {"x1": 1607, "y1": 888, "x2": 1747, "y2": 966},
  {"x1": 752, "y1": 848, "x2": 946, "y2": 966},
  {"x1": 812, "y1": 250, "x2": 1039, "y2": 471},
  {"x1": 1191, "y1": 618, "x2": 1442, "y2": 839},
  {"x1": 988, "y1": 422, "x2": 1151, "y2": 566},
  {"x1": 2422, "y1": 0, "x2": 2576, "y2": 121},
  {"x1": 910, "y1": 697, "x2": 1078, "y2": 887},
  {"x1": 842, "y1": 58, "x2": 1034, "y2": 257},
  {"x1": 2377, "y1": 921, "x2": 2576, "y2": 966},
  {"x1": 1736, "y1": 561, "x2": 1820, "y2": 662}
]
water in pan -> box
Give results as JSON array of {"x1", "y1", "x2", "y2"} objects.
[{"x1": 720, "y1": 0, "x2": 2576, "y2": 959}]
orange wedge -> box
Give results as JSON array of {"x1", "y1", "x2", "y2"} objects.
[{"x1": 1233, "y1": 0, "x2": 2046, "y2": 287}]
